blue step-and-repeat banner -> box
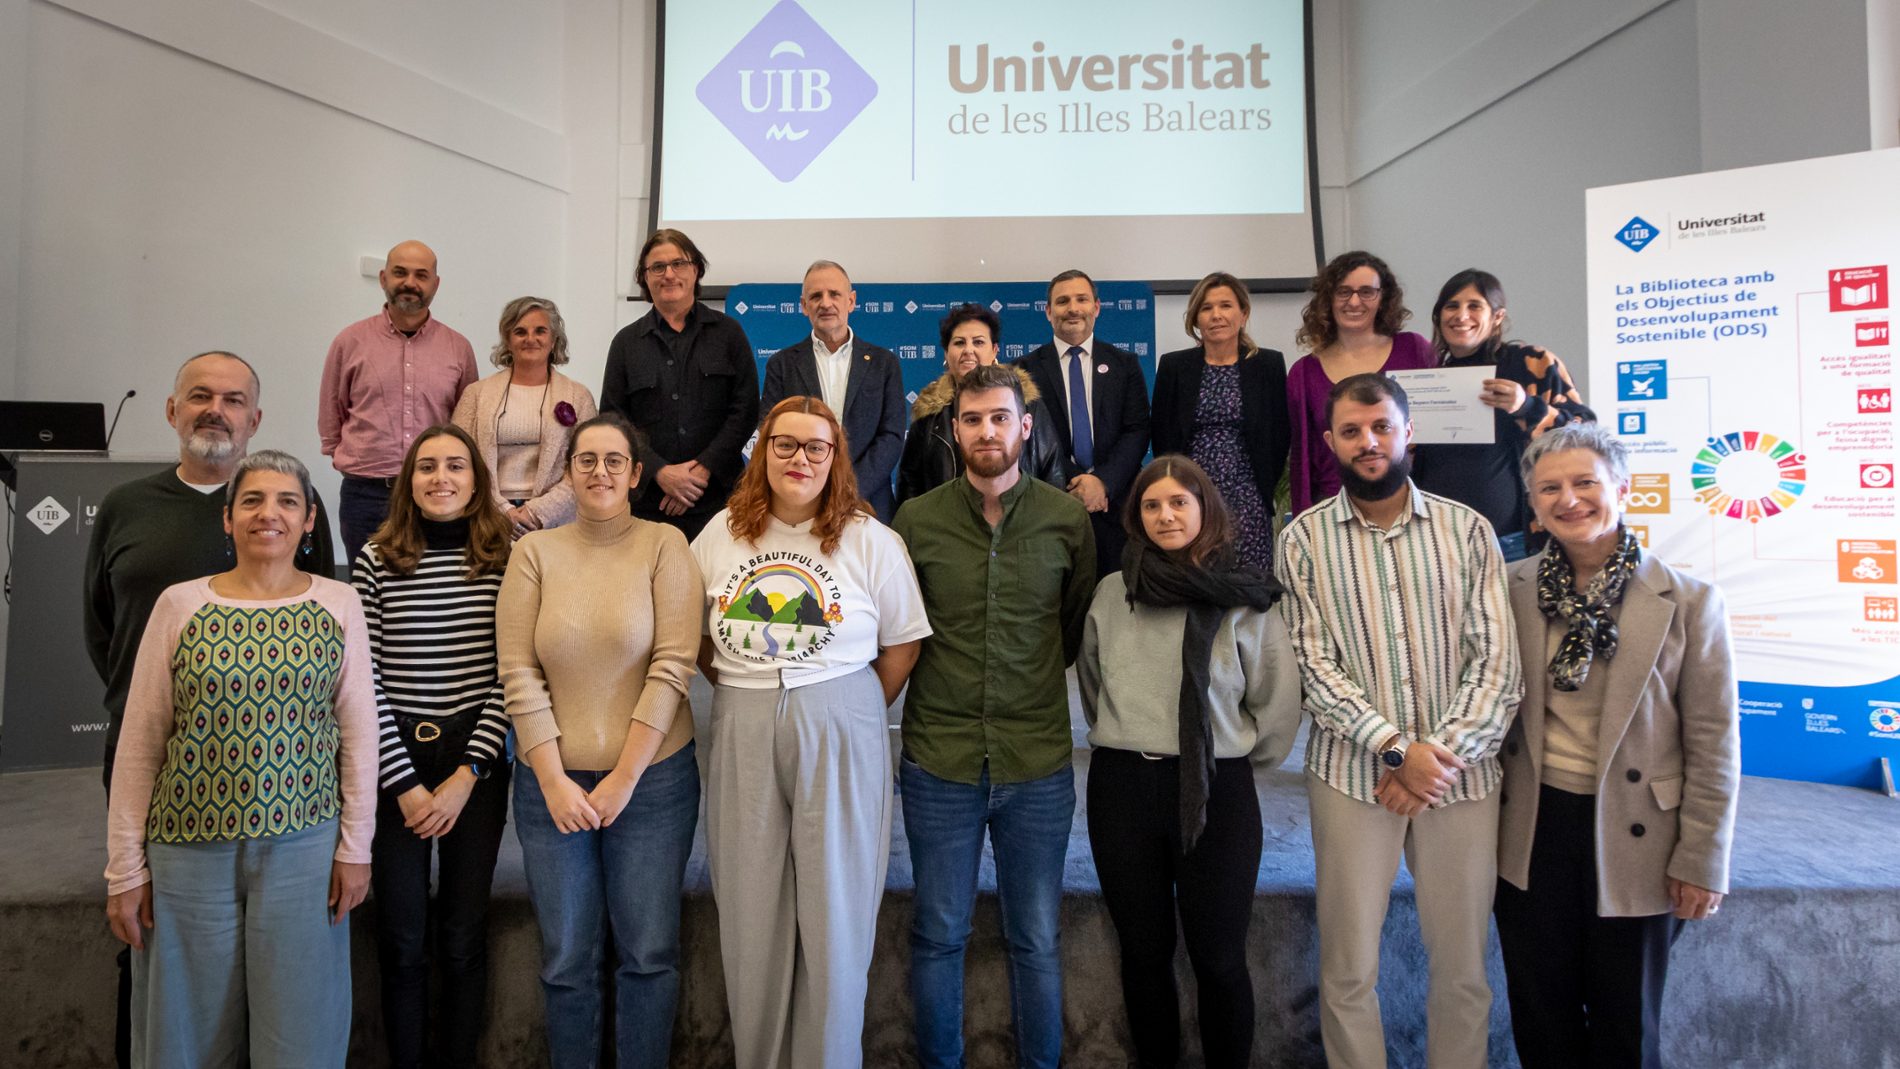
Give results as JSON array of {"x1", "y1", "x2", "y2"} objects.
[{"x1": 727, "y1": 281, "x2": 1159, "y2": 407}]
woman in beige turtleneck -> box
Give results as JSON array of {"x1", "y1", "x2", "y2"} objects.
[{"x1": 496, "y1": 412, "x2": 703, "y2": 1069}]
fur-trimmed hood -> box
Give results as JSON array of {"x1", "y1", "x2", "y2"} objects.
[{"x1": 910, "y1": 364, "x2": 1043, "y2": 420}]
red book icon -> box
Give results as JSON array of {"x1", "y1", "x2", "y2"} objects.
[
  {"x1": 1857, "y1": 320, "x2": 1890, "y2": 347},
  {"x1": 1830, "y1": 266, "x2": 1889, "y2": 311}
]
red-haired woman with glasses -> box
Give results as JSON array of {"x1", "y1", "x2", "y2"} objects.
[{"x1": 690, "y1": 396, "x2": 931, "y2": 1069}]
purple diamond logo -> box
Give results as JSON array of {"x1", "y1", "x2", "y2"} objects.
[{"x1": 696, "y1": 1, "x2": 877, "y2": 182}]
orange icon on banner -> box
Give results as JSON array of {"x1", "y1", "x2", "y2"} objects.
[
  {"x1": 1866, "y1": 596, "x2": 1900, "y2": 623},
  {"x1": 1837, "y1": 539, "x2": 1897, "y2": 584},
  {"x1": 1626, "y1": 524, "x2": 1651, "y2": 547},
  {"x1": 1625, "y1": 474, "x2": 1670, "y2": 514}
]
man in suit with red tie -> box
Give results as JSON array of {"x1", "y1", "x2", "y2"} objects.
[
  {"x1": 1019, "y1": 269, "x2": 1152, "y2": 576},
  {"x1": 760, "y1": 260, "x2": 909, "y2": 521}
]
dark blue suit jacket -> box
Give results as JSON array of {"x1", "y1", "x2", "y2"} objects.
[
  {"x1": 1019, "y1": 340, "x2": 1151, "y2": 574},
  {"x1": 761, "y1": 334, "x2": 908, "y2": 521}
]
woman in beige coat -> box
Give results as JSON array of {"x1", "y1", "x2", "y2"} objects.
[
  {"x1": 1495, "y1": 422, "x2": 1740, "y2": 1069},
  {"x1": 453, "y1": 296, "x2": 599, "y2": 538}
]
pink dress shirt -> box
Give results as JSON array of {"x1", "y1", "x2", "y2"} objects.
[{"x1": 318, "y1": 308, "x2": 478, "y2": 477}]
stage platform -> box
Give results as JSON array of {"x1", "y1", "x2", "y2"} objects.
[{"x1": 4, "y1": 679, "x2": 1899, "y2": 1067}]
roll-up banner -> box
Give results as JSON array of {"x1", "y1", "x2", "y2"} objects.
[{"x1": 1586, "y1": 148, "x2": 1900, "y2": 789}]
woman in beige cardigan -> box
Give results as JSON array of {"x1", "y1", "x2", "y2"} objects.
[
  {"x1": 1495, "y1": 422, "x2": 1740, "y2": 1069},
  {"x1": 453, "y1": 296, "x2": 599, "y2": 538}
]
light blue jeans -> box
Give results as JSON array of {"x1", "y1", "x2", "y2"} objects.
[
  {"x1": 513, "y1": 743, "x2": 700, "y2": 1069},
  {"x1": 134, "y1": 819, "x2": 350, "y2": 1069},
  {"x1": 901, "y1": 756, "x2": 1075, "y2": 1069}
]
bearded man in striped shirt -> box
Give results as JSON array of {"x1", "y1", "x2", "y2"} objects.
[{"x1": 1276, "y1": 372, "x2": 1523, "y2": 1069}]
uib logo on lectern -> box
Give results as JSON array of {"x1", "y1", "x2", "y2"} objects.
[{"x1": 697, "y1": 0, "x2": 878, "y2": 182}]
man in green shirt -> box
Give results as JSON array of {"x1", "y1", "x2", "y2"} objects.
[{"x1": 892, "y1": 360, "x2": 1095, "y2": 1069}]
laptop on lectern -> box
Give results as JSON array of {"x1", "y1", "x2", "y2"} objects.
[
  {"x1": 0, "y1": 401, "x2": 108, "y2": 452},
  {"x1": 0, "y1": 401, "x2": 110, "y2": 490}
]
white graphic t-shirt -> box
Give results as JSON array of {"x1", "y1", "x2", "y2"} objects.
[{"x1": 690, "y1": 509, "x2": 932, "y2": 690}]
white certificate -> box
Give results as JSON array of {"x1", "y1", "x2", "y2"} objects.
[{"x1": 1388, "y1": 366, "x2": 1496, "y2": 445}]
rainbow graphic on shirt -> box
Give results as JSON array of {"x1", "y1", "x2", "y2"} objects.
[{"x1": 714, "y1": 554, "x2": 844, "y2": 664}]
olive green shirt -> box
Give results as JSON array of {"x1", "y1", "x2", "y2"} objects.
[{"x1": 892, "y1": 474, "x2": 1096, "y2": 784}]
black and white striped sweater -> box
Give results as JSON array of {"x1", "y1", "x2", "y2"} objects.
[{"x1": 352, "y1": 539, "x2": 508, "y2": 796}]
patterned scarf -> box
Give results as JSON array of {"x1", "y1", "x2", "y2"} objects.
[{"x1": 1536, "y1": 526, "x2": 1642, "y2": 691}]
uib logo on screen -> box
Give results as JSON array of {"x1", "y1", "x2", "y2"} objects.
[{"x1": 697, "y1": 0, "x2": 878, "y2": 181}]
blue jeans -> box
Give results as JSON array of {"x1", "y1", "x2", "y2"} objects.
[
  {"x1": 901, "y1": 755, "x2": 1075, "y2": 1069},
  {"x1": 135, "y1": 820, "x2": 350, "y2": 1069},
  {"x1": 512, "y1": 744, "x2": 700, "y2": 1069}
]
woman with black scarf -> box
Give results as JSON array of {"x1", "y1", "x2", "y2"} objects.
[{"x1": 1077, "y1": 455, "x2": 1302, "y2": 1068}]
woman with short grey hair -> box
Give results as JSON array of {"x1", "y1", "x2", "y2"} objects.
[
  {"x1": 452, "y1": 296, "x2": 599, "y2": 539},
  {"x1": 106, "y1": 449, "x2": 378, "y2": 1067},
  {"x1": 1494, "y1": 422, "x2": 1741, "y2": 1067}
]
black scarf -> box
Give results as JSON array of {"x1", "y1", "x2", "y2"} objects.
[
  {"x1": 1535, "y1": 527, "x2": 1641, "y2": 691},
  {"x1": 1121, "y1": 540, "x2": 1282, "y2": 851}
]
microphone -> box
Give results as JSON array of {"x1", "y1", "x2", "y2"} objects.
[{"x1": 104, "y1": 389, "x2": 136, "y2": 450}]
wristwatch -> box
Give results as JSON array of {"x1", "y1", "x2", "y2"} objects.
[{"x1": 1380, "y1": 736, "x2": 1410, "y2": 768}]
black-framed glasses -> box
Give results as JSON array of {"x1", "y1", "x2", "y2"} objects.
[
  {"x1": 767, "y1": 435, "x2": 835, "y2": 462},
  {"x1": 644, "y1": 258, "x2": 695, "y2": 278},
  {"x1": 1334, "y1": 286, "x2": 1383, "y2": 304},
  {"x1": 571, "y1": 452, "x2": 631, "y2": 474}
]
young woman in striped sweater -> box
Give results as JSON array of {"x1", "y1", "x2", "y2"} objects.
[{"x1": 352, "y1": 423, "x2": 514, "y2": 1069}]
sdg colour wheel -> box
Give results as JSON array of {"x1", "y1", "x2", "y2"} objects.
[{"x1": 1688, "y1": 430, "x2": 1807, "y2": 523}]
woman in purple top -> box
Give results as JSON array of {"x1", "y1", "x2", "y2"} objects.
[{"x1": 1286, "y1": 250, "x2": 1436, "y2": 514}]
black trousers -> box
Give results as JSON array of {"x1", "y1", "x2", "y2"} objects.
[
  {"x1": 371, "y1": 717, "x2": 511, "y2": 1069},
  {"x1": 1494, "y1": 784, "x2": 1684, "y2": 1069},
  {"x1": 104, "y1": 743, "x2": 132, "y2": 1069},
  {"x1": 1086, "y1": 748, "x2": 1263, "y2": 1069},
  {"x1": 338, "y1": 474, "x2": 396, "y2": 566}
]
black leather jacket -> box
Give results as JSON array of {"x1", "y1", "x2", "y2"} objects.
[{"x1": 894, "y1": 366, "x2": 1066, "y2": 509}]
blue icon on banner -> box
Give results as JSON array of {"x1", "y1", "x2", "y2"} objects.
[
  {"x1": 1618, "y1": 411, "x2": 1648, "y2": 436},
  {"x1": 1617, "y1": 360, "x2": 1667, "y2": 401},
  {"x1": 1615, "y1": 216, "x2": 1659, "y2": 252}
]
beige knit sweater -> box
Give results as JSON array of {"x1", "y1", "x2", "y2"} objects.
[{"x1": 496, "y1": 509, "x2": 701, "y2": 771}]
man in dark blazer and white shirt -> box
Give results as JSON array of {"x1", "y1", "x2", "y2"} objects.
[
  {"x1": 761, "y1": 259, "x2": 909, "y2": 521},
  {"x1": 1019, "y1": 269, "x2": 1151, "y2": 576}
]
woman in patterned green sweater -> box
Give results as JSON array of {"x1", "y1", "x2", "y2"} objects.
[{"x1": 104, "y1": 450, "x2": 378, "y2": 1068}]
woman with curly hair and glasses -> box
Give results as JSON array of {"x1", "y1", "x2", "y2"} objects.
[
  {"x1": 690, "y1": 395, "x2": 930, "y2": 1068},
  {"x1": 1286, "y1": 250, "x2": 1436, "y2": 515}
]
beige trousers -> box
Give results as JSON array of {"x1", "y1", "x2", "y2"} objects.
[
  {"x1": 1307, "y1": 773, "x2": 1500, "y2": 1069},
  {"x1": 706, "y1": 669, "x2": 894, "y2": 1069}
]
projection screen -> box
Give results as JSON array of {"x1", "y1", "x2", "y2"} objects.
[{"x1": 651, "y1": 0, "x2": 1321, "y2": 292}]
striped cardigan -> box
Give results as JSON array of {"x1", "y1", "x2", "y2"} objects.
[{"x1": 352, "y1": 542, "x2": 509, "y2": 795}]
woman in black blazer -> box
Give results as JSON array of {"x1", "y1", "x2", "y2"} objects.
[{"x1": 1151, "y1": 272, "x2": 1291, "y2": 569}]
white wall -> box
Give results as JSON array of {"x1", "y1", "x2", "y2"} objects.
[
  {"x1": 1873, "y1": 0, "x2": 1900, "y2": 149},
  {"x1": 1338, "y1": 0, "x2": 1879, "y2": 397},
  {"x1": 0, "y1": 0, "x2": 624, "y2": 722}
]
